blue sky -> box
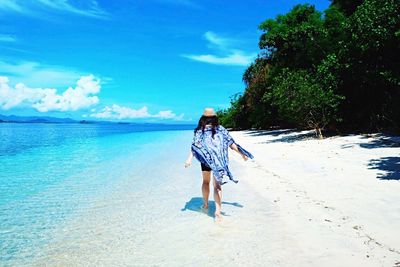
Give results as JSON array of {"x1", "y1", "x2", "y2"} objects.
[{"x1": 0, "y1": 0, "x2": 330, "y2": 123}]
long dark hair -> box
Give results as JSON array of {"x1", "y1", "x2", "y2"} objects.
[{"x1": 194, "y1": 115, "x2": 219, "y2": 138}]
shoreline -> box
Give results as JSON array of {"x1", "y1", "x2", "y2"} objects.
[{"x1": 229, "y1": 129, "x2": 400, "y2": 266}]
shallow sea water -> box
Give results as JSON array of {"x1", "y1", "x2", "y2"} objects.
[{"x1": 0, "y1": 124, "x2": 284, "y2": 267}]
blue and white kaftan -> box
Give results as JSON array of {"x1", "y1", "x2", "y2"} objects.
[{"x1": 191, "y1": 125, "x2": 254, "y2": 185}]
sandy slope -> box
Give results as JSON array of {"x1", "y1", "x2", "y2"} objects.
[{"x1": 230, "y1": 130, "x2": 400, "y2": 267}]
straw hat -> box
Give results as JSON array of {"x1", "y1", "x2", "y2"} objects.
[{"x1": 203, "y1": 107, "x2": 216, "y2": 117}]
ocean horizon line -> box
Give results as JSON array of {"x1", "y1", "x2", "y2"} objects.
[{"x1": 0, "y1": 114, "x2": 196, "y2": 126}]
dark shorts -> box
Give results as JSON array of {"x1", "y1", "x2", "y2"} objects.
[{"x1": 201, "y1": 163, "x2": 212, "y2": 172}]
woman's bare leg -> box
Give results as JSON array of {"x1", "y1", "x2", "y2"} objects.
[
  {"x1": 213, "y1": 177, "x2": 222, "y2": 219},
  {"x1": 201, "y1": 171, "x2": 211, "y2": 209}
]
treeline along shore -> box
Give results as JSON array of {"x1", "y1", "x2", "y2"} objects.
[{"x1": 217, "y1": 0, "x2": 399, "y2": 137}]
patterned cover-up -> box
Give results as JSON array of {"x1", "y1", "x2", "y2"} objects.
[{"x1": 191, "y1": 125, "x2": 254, "y2": 185}]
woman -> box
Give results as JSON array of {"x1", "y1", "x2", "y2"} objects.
[{"x1": 184, "y1": 108, "x2": 254, "y2": 221}]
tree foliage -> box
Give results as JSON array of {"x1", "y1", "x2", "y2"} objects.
[
  {"x1": 331, "y1": 0, "x2": 365, "y2": 16},
  {"x1": 218, "y1": 0, "x2": 400, "y2": 135},
  {"x1": 216, "y1": 93, "x2": 250, "y2": 129},
  {"x1": 338, "y1": 0, "x2": 400, "y2": 130},
  {"x1": 266, "y1": 68, "x2": 343, "y2": 137},
  {"x1": 258, "y1": 4, "x2": 327, "y2": 69}
]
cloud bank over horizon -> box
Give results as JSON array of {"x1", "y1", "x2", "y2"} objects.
[
  {"x1": 0, "y1": 74, "x2": 185, "y2": 121},
  {"x1": 90, "y1": 105, "x2": 184, "y2": 121},
  {"x1": 0, "y1": 74, "x2": 100, "y2": 112}
]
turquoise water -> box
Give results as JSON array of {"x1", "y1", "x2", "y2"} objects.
[{"x1": 0, "y1": 123, "x2": 194, "y2": 266}]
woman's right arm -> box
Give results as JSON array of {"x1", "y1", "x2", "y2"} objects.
[
  {"x1": 185, "y1": 132, "x2": 197, "y2": 168},
  {"x1": 185, "y1": 150, "x2": 194, "y2": 168}
]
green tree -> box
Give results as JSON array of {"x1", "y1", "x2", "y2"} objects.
[
  {"x1": 258, "y1": 4, "x2": 327, "y2": 69},
  {"x1": 266, "y1": 68, "x2": 343, "y2": 137},
  {"x1": 217, "y1": 94, "x2": 250, "y2": 129},
  {"x1": 331, "y1": 0, "x2": 365, "y2": 16},
  {"x1": 338, "y1": 0, "x2": 400, "y2": 130},
  {"x1": 242, "y1": 58, "x2": 277, "y2": 128},
  {"x1": 221, "y1": 0, "x2": 399, "y2": 134}
]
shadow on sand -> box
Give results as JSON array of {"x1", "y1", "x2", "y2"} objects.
[
  {"x1": 181, "y1": 197, "x2": 243, "y2": 218},
  {"x1": 368, "y1": 157, "x2": 400, "y2": 180},
  {"x1": 341, "y1": 134, "x2": 400, "y2": 149},
  {"x1": 359, "y1": 135, "x2": 400, "y2": 149},
  {"x1": 244, "y1": 129, "x2": 298, "y2": 137},
  {"x1": 254, "y1": 130, "x2": 317, "y2": 144},
  {"x1": 341, "y1": 134, "x2": 400, "y2": 180}
]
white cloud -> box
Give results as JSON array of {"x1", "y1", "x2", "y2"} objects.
[
  {"x1": 182, "y1": 31, "x2": 256, "y2": 66},
  {"x1": 154, "y1": 0, "x2": 200, "y2": 8},
  {"x1": 0, "y1": 0, "x2": 107, "y2": 18},
  {"x1": 183, "y1": 52, "x2": 255, "y2": 66},
  {"x1": 0, "y1": 60, "x2": 83, "y2": 88},
  {"x1": 204, "y1": 31, "x2": 232, "y2": 49},
  {"x1": 0, "y1": 1, "x2": 24, "y2": 13},
  {"x1": 90, "y1": 104, "x2": 184, "y2": 120},
  {"x1": 0, "y1": 74, "x2": 100, "y2": 112},
  {"x1": 0, "y1": 34, "x2": 16, "y2": 42},
  {"x1": 36, "y1": 0, "x2": 107, "y2": 18},
  {"x1": 156, "y1": 110, "x2": 182, "y2": 119},
  {"x1": 92, "y1": 105, "x2": 149, "y2": 119}
]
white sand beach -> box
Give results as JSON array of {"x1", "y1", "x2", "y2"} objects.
[
  {"x1": 28, "y1": 129, "x2": 399, "y2": 267},
  {"x1": 228, "y1": 130, "x2": 400, "y2": 267}
]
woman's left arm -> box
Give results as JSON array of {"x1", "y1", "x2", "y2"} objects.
[
  {"x1": 229, "y1": 143, "x2": 248, "y2": 161},
  {"x1": 220, "y1": 126, "x2": 253, "y2": 160}
]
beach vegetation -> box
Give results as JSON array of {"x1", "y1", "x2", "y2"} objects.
[{"x1": 218, "y1": 0, "x2": 400, "y2": 135}]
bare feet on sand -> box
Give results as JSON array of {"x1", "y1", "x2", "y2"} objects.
[
  {"x1": 200, "y1": 205, "x2": 209, "y2": 213},
  {"x1": 214, "y1": 213, "x2": 223, "y2": 222}
]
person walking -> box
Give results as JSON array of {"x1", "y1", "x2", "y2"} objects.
[{"x1": 184, "y1": 108, "x2": 254, "y2": 221}]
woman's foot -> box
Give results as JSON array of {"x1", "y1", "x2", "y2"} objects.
[
  {"x1": 200, "y1": 204, "x2": 209, "y2": 213},
  {"x1": 214, "y1": 212, "x2": 223, "y2": 222}
]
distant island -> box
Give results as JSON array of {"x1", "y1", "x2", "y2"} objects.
[
  {"x1": 0, "y1": 114, "x2": 194, "y2": 126},
  {"x1": 0, "y1": 114, "x2": 77, "y2": 124}
]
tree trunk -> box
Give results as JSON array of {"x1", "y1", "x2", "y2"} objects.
[{"x1": 315, "y1": 127, "x2": 323, "y2": 139}]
